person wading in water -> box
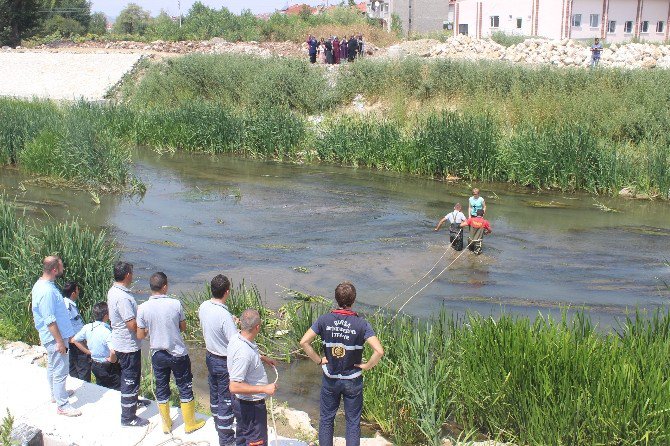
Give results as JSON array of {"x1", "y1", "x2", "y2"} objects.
[
  {"x1": 435, "y1": 202, "x2": 467, "y2": 251},
  {"x1": 461, "y1": 209, "x2": 492, "y2": 255},
  {"x1": 468, "y1": 188, "x2": 486, "y2": 217}
]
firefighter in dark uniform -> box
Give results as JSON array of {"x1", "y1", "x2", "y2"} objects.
[{"x1": 300, "y1": 282, "x2": 384, "y2": 446}]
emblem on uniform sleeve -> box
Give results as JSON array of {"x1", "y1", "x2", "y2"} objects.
[{"x1": 331, "y1": 345, "x2": 346, "y2": 358}]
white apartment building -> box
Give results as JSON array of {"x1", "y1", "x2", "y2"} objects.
[{"x1": 453, "y1": 0, "x2": 670, "y2": 42}]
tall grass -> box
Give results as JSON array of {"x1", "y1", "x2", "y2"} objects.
[
  {"x1": 133, "y1": 103, "x2": 306, "y2": 158},
  {"x1": 0, "y1": 99, "x2": 143, "y2": 193},
  {"x1": 359, "y1": 309, "x2": 670, "y2": 445},
  {"x1": 123, "y1": 54, "x2": 338, "y2": 114},
  {"x1": 0, "y1": 197, "x2": 118, "y2": 344}
]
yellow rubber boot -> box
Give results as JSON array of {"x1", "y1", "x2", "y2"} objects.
[
  {"x1": 158, "y1": 402, "x2": 172, "y2": 434},
  {"x1": 181, "y1": 400, "x2": 205, "y2": 433}
]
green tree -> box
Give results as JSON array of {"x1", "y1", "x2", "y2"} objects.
[
  {"x1": 112, "y1": 3, "x2": 150, "y2": 35},
  {"x1": 0, "y1": 0, "x2": 43, "y2": 46},
  {"x1": 298, "y1": 5, "x2": 312, "y2": 22},
  {"x1": 42, "y1": 14, "x2": 85, "y2": 36},
  {"x1": 146, "y1": 10, "x2": 182, "y2": 40},
  {"x1": 43, "y1": 0, "x2": 91, "y2": 29},
  {"x1": 88, "y1": 11, "x2": 106, "y2": 34}
]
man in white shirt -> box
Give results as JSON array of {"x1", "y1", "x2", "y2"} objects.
[
  {"x1": 198, "y1": 274, "x2": 239, "y2": 446},
  {"x1": 434, "y1": 202, "x2": 467, "y2": 251},
  {"x1": 228, "y1": 309, "x2": 277, "y2": 446}
]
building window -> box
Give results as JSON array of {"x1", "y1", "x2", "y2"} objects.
[
  {"x1": 516, "y1": 18, "x2": 522, "y2": 29},
  {"x1": 490, "y1": 16, "x2": 499, "y2": 28},
  {"x1": 657, "y1": 21, "x2": 665, "y2": 33},
  {"x1": 624, "y1": 21, "x2": 633, "y2": 33},
  {"x1": 589, "y1": 14, "x2": 599, "y2": 28},
  {"x1": 641, "y1": 21, "x2": 649, "y2": 33},
  {"x1": 608, "y1": 21, "x2": 616, "y2": 33},
  {"x1": 572, "y1": 14, "x2": 582, "y2": 27}
]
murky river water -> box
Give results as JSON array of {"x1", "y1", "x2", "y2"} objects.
[{"x1": 2, "y1": 149, "x2": 669, "y2": 427}]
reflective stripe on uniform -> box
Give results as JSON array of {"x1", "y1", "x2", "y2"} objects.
[
  {"x1": 321, "y1": 364, "x2": 362, "y2": 379},
  {"x1": 322, "y1": 342, "x2": 363, "y2": 350}
]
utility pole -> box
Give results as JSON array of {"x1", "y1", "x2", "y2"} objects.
[{"x1": 178, "y1": 0, "x2": 182, "y2": 27}]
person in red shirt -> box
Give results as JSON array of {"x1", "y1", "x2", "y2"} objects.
[{"x1": 460, "y1": 209, "x2": 491, "y2": 254}]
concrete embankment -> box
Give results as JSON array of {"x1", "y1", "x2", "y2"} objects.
[
  {"x1": 0, "y1": 342, "x2": 307, "y2": 446},
  {"x1": 0, "y1": 342, "x2": 394, "y2": 446},
  {"x1": 0, "y1": 52, "x2": 143, "y2": 101}
]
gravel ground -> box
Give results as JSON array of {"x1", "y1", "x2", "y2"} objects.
[{"x1": 0, "y1": 51, "x2": 144, "y2": 101}]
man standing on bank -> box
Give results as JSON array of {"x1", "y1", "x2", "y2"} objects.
[
  {"x1": 199, "y1": 274, "x2": 239, "y2": 446},
  {"x1": 108, "y1": 261, "x2": 149, "y2": 427},
  {"x1": 63, "y1": 281, "x2": 91, "y2": 382},
  {"x1": 137, "y1": 272, "x2": 206, "y2": 434},
  {"x1": 32, "y1": 256, "x2": 80, "y2": 416},
  {"x1": 300, "y1": 282, "x2": 384, "y2": 446},
  {"x1": 228, "y1": 309, "x2": 278, "y2": 446},
  {"x1": 468, "y1": 188, "x2": 486, "y2": 218}
]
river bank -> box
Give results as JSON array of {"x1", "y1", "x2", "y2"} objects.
[{"x1": 3, "y1": 50, "x2": 670, "y2": 198}]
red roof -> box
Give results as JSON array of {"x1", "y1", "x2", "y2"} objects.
[
  {"x1": 355, "y1": 1, "x2": 366, "y2": 12},
  {"x1": 283, "y1": 4, "x2": 317, "y2": 15}
]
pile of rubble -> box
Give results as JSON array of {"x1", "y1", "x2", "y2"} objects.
[
  {"x1": 28, "y1": 38, "x2": 305, "y2": 58},
  {"x1": 385, "y1": 34, "x2": 670, "y2": 69},
  {"x1": 0, "y1": 341, "x2": 47, "y2": 365}
]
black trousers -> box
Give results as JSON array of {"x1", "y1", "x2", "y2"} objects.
[
  {"x1": 206, "y1": 352, "x2": 235, "y2": 446},
  {"x1": 232, "y1": 397, "x2": 267, "y2": 446},
  {"x1": 69, "y1": 344, "x2": 91, "y2": 382},
  {"x1": 117, "y1": 350, "x2": 141, "y2": 423},
  {"x1": 92, "y1": 361, "x2": 121, "y2": 390},
  {"x1": 309, "y1": 53, "x2": 316, "y2": 63}
]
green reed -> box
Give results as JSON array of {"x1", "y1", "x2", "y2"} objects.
[
  {"x1": 0, "y1": 99, "x2": 143, "y2": 193},
  {"x1": 359, "y1": 309, "x2": 670, "y2": 445},
  {"x1": 0, "y1": 197, "x2": 118, "y2": 344},
  {"x1": 131, "y1": 102, "x2": 305, "y2": 159}
]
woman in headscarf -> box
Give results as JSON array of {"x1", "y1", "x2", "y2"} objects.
[{"x1": 332, "y1": 36, "x2": 340, "y2": 64}]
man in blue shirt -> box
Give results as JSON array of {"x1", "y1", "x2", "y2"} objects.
[
  {"x1": 31, "y1": 256, "x2": 80, "y2": 417},
  {"x1": 307, "y1": 34, "x2": 318, "y2": 64},
  {"x1": 300, "y1": 282, "x2": 384, "y2": 446}
]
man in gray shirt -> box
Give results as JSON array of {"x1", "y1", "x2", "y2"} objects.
[
  {"x1": 228, "y1": 309, "x2": 277, "y2": 446},
  {"x1": 137, "y1": 272, "x2": 205, "y2": 434},
  {"x1": 198, "y1": 274, "x2": 238, "y2": 446},
  {"x1": 107, "y1": 261, "x2": 148, "y2": 427}
]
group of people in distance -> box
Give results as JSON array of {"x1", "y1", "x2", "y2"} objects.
[
  {"x1": 434, "y1": 188, "x2": 492, "y2": 254},
  {"x1": 31, "y1": 256, "x2": 384, "y2": 446},
  {"x1": 306, "y1": 34, "x2": 365, "y2": 64}
]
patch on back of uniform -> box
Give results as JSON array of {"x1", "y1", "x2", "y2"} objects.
[{"x1": 331, "y1": 345, "x2": 346, "y2": 359}]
